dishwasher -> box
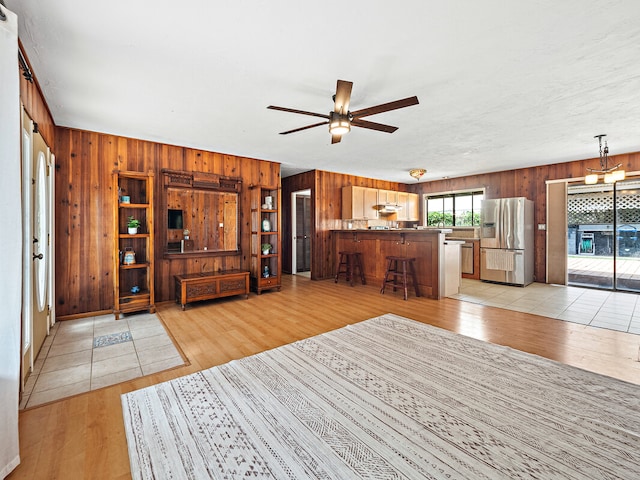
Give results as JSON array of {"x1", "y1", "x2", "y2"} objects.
[{"x1": 461, "y1": 242, "x2": 474, "y2": 274}]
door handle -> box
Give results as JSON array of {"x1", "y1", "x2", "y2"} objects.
[{"x1": 33, "y1": 253, "x2": 43, "y2": 260}]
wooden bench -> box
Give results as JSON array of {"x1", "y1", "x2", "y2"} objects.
[{"x1": 174, "y1": 270, "x2": 249, "y2": 310}]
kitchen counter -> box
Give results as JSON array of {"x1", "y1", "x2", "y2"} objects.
[
  {"x1": 334, "y1": 228, "x2": 452, "y2": 233},
  {"x1": 333, "y1": 229, "x2": 460, "y2": 299}
]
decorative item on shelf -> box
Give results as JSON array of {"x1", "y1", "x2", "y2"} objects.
[
  {"x1": 262, "y1": 217, "x2": 271, "y2": 232},
  {"x1": 123, "y1": 247, "x2": 136, "y2": 265},
  {"x1": 261, "y1": 243, "x2": 272, "y2": 255},
  {"x1": 585, "y1": 134, "x2": 624, "y2": 185},
  {"x1": 127, "y1": 216, "x2": 140, "y2": 234},
  {"x1": 181, "y1": 239, "x2": 195, "y2": 252},
  {"x1": 131, "y1": 285, "x2": 140, "y2": 294},
  {"x1": 409, "y1": 168, "x2": 426, "y2": 181},
  {"x1": 263, "y1": 265, "x2": 270, "y2": 278},
  {"x1": 265, "y1": 196, "x2": 274, "y2": 209},
  {"x1": 183, "y1": 228, "x2": 190, "y2": 240},
  {"x1": 120, "y1": 195, "x2": 130, "y2": 204}
]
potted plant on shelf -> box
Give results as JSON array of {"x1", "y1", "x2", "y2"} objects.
[
  {"x1": 261, "y1": 243, "x2": 272, "y2": 255},
  {"x1": 127, "y1": 216, "x2": 141, "y2": 235}
]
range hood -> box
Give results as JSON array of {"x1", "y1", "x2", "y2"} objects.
[{"x1": 374, "y1": 204, "x2": 403, "y2": 214}]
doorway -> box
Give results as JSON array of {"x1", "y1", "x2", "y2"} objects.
[
  {"x1": 291, "y1": 190, "x2": 311, "y2": 276},
  {"x1": 567, "y1": 179, "x2": 640, "y2": 292}
]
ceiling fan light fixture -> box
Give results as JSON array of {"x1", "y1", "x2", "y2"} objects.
[
  {"x1": 409, "y1": 168, "x2": 426, "y2": 181},
  {"x1": 329, "y1": 112, "x2": 350, "y2": 136}
]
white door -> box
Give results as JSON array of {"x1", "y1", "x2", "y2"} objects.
[
  {"x1": 32, "y1": 131, "x2": 50, "y2": 350},
  {"x1": 22, "y1": 114, "x2": 52, "y2": 386}
]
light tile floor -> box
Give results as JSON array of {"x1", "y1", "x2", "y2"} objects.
[
  {"x1": 453, "y1": 279, "x2": 640, "y2": 335},
  {"x1": 21, "y1": 312, "x2": 185, "y2": 409}
]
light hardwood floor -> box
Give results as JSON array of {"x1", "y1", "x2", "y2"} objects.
[{"x1": 9, "y1": 274, "x2": 640, "y2": 479}]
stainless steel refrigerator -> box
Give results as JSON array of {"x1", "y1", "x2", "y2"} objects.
[{"x1": 480, "y1": 197, "x2": 534, "y2": 286}]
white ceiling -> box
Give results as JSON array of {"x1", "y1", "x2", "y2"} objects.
[{"x1": 7, "y1": 0, "x2": 640, "y2": 183}]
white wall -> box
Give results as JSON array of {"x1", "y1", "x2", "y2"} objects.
[{"x1": 0, "y1": 5, "x2": 22, "y2": 478}]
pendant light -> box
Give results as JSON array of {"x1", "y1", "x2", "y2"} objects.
[{"x1": 585, "y1": 134, "x2": 624, "y2": 185}]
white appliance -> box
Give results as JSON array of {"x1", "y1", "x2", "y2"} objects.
[{"x1": 480, "y1": 197, "x2": 534, "y2": 286}]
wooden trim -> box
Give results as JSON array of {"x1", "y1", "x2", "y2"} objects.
[
  {"x1": 546, "y1": 181, "x2": 568, "y2": 284},
  {"x1": 55, "y1": 309, "x2": 113, "y2": 322},
  {"x1": 161, "y1": 168, "x2": 241, "y2": 192}
]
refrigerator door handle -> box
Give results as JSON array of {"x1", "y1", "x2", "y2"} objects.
[{"x1": 496, "y1": 200, "x2": 502, "y2": 248}]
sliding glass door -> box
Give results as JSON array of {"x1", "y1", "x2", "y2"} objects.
[
  {"x1": 614, "y1": 181, "x2": 640, "y2": 291},
  {"x1": 567, "y1": 179, "x2": 640, "y2": 292}
]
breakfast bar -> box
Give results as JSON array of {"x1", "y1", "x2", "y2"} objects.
[{"x1": 333, "y1": 228, "x2": 461, "y2": 299}]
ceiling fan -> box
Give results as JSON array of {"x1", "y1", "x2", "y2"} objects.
[{"x1": 267, "y1": 80, "x2": 419, "y2": 144}]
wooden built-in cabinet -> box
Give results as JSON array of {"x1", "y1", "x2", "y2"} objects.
[
  {"x1": 113, "y1": 170, "x2": 155, "y2": 318},
  {"x1": 396, "y1": 191, "x2": 420, "y2": 221},
  {"x1": 377, "y1": 189, "x2": 398, "y2": 206},
  {"x1": 250, "y1": 186, "x2": 282, "y2": 294},
  {"x1": 342, "y1": 185, "x2": 419, "y2": 221},
  {"x1": 342, "y1": 186, "x2": 379, "y2": 220}
]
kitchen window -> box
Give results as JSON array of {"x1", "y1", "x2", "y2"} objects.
[{"x1": 424, "y1": 190, "x2": 484, "y2": 226}]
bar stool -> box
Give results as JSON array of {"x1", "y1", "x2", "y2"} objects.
[
  {"x1": 380, "y1": 256, "x2": 421, "y2": 300},
  {"x1": 335, "y1": 251, "x2": 366, "y2": 286}
]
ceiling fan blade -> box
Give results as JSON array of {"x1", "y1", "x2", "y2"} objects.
[
  {"x1": 333, "y1": 80, "x2": 353, "y2": 114},
  {"x1": 350, "y1": 96, "x2": 419, "y2": 119},
  {"x1": 267, "y1": 105, "x2": 329, "y2": 120},
  {"x1": 351, "y1": 118, "x2": 398, "y2": 133},
  {"x1": 331, "y1": 134, "x2": 342, "y2": 144},
  {"x1": 279, "y1": 121, "x2": 328, "y2": 135}
]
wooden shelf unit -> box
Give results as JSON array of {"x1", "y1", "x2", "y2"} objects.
[
  {"x1": 113, "y1": 170, "x2": 155, "y2": 318},
  {"x1": 250, "y1": 185, "x2": 282, "y2": 294}
]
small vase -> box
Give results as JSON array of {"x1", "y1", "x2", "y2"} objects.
[
  {"x1": 128, "y1": 227, "x2": 138, "y2": 235},
  {"x1": 263, "y1": 249, "x2": 270, "y2": 255}
]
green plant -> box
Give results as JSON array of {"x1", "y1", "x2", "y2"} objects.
[
  {"x1": 127, "y1": 216, "x2": 141, "y2": 228},
  {"x1": 261, "y1": 243, "x2": 272, "y2": 252}
]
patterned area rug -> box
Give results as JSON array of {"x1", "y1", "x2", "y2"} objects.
[{"x1": 121, "y1": 313, "x2": 640, "y2": 479}]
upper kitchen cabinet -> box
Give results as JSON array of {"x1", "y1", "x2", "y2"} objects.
[
  {"x1": 397, "y1": 192, "x2": 420, "y2": 221},
  {"x1": 377, "y1": 189, "x2": 398, "y2": 206},
  {"x1": 342, "y1": 186, "x2": 379, "y2": 220}
]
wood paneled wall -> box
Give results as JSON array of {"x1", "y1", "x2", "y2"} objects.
[{"x1": 54, "y1": 128, "x2": 280, "y2": 318}]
